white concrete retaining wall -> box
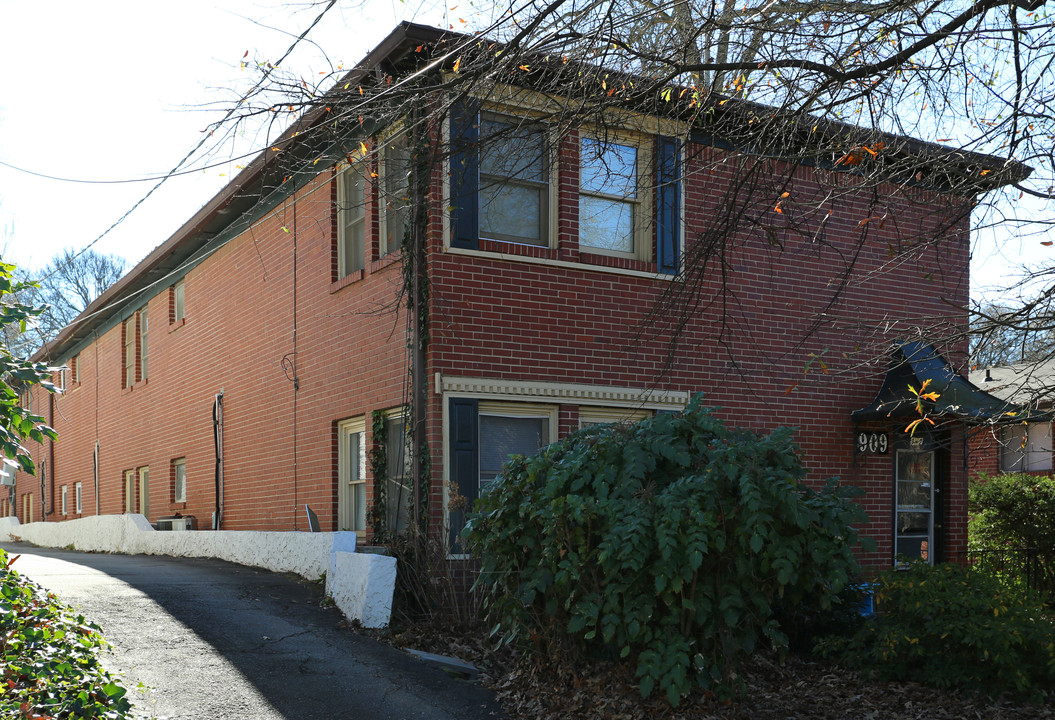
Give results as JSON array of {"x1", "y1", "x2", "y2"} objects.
[{"x1": 0, "y1": 515, "x2": 395, "y2": 628}]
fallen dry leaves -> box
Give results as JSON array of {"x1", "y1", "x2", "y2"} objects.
[{"x1": 367, "y1": 621, "x2": 1054, "y2": 720}]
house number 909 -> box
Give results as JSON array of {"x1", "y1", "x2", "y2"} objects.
[{"x1": 856, "y1": 431, "x2": 889, "y2": 455}]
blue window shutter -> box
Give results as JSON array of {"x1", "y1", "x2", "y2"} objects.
[
  {"x1": 656, "y1": 136, "x2": 681, "y2": 275},
  {"x1": 449, "y1": 100, "x2": 480, "y2": 250},
  {"x1": 448, "y1": 397, "x2": 479, "y2": 549}
]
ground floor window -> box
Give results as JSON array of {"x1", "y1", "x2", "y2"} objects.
[
  {"x1": 172, "y1": 458, "x2": 187, "y2": 504},
  {"x1": 579, "y1": 406, "x2": 652, "y2": 428},
  {"x1": 75, "y1": 482, "x2": 83, "y2": 515},
  {"x1": 139, "y1": 467, "x2": 150, "y2": 519},
  {"x1": 448, "y1": 399, "x2": 556, "y2": 549},
  {"x1": 337, "y1": 418, "x2": 367, "y2": 533},
  {"x1": 384, "y1": 411, "x2": 413, "y2": 536},
  {"x1": 124, "y1": 470, "x2": 135, "y2": 513},
  {"x1": 22, "y1": 493, "x2": 33, "y2": 524},
  {"x1": 61, "y1": 485, "x2": 68, "y2": 516}
]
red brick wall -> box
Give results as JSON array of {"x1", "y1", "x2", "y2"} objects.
[
  {"x1": 18, "y1": 132, "x2": 972, "y2": 571},
  {"x1": 427, "y1": 139, "x2": 972, "y2": 568},
  {"x1": 21, "y1": 171, "x2": 409, "y2": 531}
]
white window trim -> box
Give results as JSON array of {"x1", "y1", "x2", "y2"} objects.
[
  {"x1": 61, "y1": 485, "x2": 68, "y2": 516},
  {"x1": 173, "y1": 280, "x2": 186, "y2": 323},
  {"x1": 138, "y1": 466, "x2": 150, "y2": 519},
  {"x1": 477, "y1": 112, "x2": 559, "y2": 249},
  {"x1": 75, "y1": 482, "x2": 82, "y2": 515},
  {"x1": 337, "y1": 417, "x2": 368, "y2": 535},
  {"x1": 124, "y1": 470, "x2": 135, "y2": 513},
  {"x1": 139, "y1": 308, "x2": 149, "y2": 381},
  {"x1": 173, "y1": 458, "x2": 187, "y2": 504},
  {"x1": 436, "y1": 373, "x2": 689, "y2": 411},
  {"x1": 578, "y1": 129, "x2": 653, "y2": 261},
  {"x1": 381, "y1": 407, "x2": 415, "y2": 536},
  {"x1": 379, "y1": 126, "x2": 410, "y2": 258},
  {"x1": 123, "y1": 316, "x2": 135, "y2": 387},
  {"x1": 336, "y1": 157, "x2": 367, "y2": 278}
]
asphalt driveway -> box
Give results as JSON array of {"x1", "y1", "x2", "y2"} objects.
[{"x1": 1, "y1": 541, "x2": 502, "y2": 720}]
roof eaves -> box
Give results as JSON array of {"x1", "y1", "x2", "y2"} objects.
[{"x1": 32, "y1": 22, "x2": 447, "y2": 364}]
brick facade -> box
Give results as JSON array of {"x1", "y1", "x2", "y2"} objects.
[{"x1": 10, "y1": 25, "x2": 997, "y2": 572}]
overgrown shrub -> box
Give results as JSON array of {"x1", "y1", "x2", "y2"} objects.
[
  {"x1": 465, "y1": 398, "x2": 870, "y2": 705},
  {"x1": 0, "y1": 549, "x2": 132, "y2": 719},
  {"x1": 969, "y1": 472, "x2": 1055, "y2": 596},
  {"x1": 817, "y1": 562, "x2": 1055, "y2": 700}
]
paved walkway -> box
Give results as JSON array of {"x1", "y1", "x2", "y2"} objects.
[{"x1": 1, "y1": 542, "x2": 502, "y2": 720}]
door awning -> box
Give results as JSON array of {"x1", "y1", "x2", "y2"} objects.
[{"x1": 852, "y1": 341, "x2": 1025, "y2": 425}]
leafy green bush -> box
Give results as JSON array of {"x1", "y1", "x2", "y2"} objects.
[
  {"x1": 0, "y1": 549, "x2": 133, "y2": 718},
  {"x1": 969, "y1": 473, "x2": 1055, "y2": 597},
  {"x1": 817, "y1": 562, "x2": 1055, "y2": 700},
  {"x1": 465, "y1": 398, "x2": 870, "y2": 705}
]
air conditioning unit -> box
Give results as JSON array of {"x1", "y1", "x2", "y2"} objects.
[
  {"x1": 0, "y1": 462, "x2": 16, "y2": 486},
  {"x1": 157, "y1": 516, "x2": 197, "y2": 531}
]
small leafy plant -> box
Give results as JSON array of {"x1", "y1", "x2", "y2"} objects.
[
  {"x1": 465, "y1": 397, "x2": 870, "y2": 705},
  {"x1": 0, "y1": 548, "x2": 133, "y2": 718},
  {"x1": 817, "y1": 562, "x2": 1055, "y2": 700}
]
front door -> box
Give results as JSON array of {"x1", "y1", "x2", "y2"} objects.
[{"x1": 894, "y1": 449, "x2": 935, "y2": 563}]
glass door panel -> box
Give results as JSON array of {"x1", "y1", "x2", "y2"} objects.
[{"x1": 895, "y1": 450, "x2": 934, "y2": 564}]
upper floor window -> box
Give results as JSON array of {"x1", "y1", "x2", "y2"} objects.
[
  {"x1": 139, "y1": 309, "x2": 149, "y2": 380},
  {"x1": 580, "y1": 135, "x2": 644, "y2": 257},
  {"x1": 123, "y1": 308, "x2": 148, "y2": 387},
  {"x1": 449, "y1": 99, "x2": 680, "y2": 273},
  {"x1": 123, "y1": 317, "x2": 135, "y2": 387},
  {"x1": 382, "y1": 136, "x2": 410, "y2": 256},
  {"x1": 1000, "y1": 422, "x2": 1053, "y2": 472},
  {"x1": 479, "y1": 117, "x2": 549, "y2": 247},
  {"x1": 172, "y1": 281, "x2": 185, "y2": 323},
  {"x1": 337, "y1": 163, "x2": 366, "y2": 277}
]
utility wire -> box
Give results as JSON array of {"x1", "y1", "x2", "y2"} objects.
[
  {"x1": 0, "y1": 152, "x2": 261, "y2": 185},
  {"x1": 33, "y1": 0, "x2": 339, "y2": 283}
]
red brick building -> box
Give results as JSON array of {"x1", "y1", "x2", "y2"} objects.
[{"x1": 6, "y1": 23, "x2": 1027, "y2": 569}]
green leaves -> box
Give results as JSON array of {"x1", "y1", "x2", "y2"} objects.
[
  {"x1": 0, "y1": 548, "x2": 133, "y2": 718},
  {"x1": 969, "y1": 472, "x2": 1055, "y2": 599},
  {"x1": 0, "y1": 262, "x2": 60, "y2": 478},
  {"x1": 466, "y1": 396, "x2": 865, "y2": 705},
  {"x1": 818, "y1": 562, "x2": 1055, "y2": 700}
]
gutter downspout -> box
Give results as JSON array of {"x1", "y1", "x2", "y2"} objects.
[
  {"x1": 93, "y1": 442, "x2": 99, "y2": 515},
  {"x1": 213, "y1": 390, "x2": 224, "y2": 530}
]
